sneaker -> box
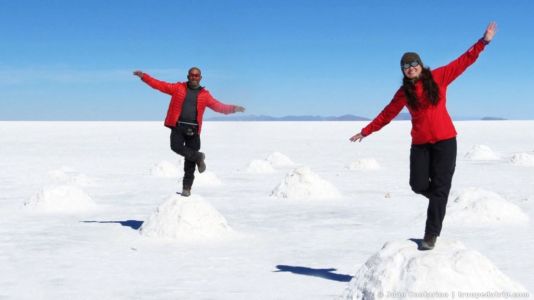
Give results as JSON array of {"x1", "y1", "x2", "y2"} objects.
[
  {"x1": 421, "y1": 234, "x2": 437, "y2": 250},
  {"x1": 196, "y1": 152, "x2": 206, "y2": 173},
  {"x1": 181, "y1": 188, "x2": 191, "y2": 197}
]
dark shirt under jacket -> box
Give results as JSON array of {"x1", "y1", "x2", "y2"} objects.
[{"x1": 178, "y1": 85, "x2": 201, "y2": 124}]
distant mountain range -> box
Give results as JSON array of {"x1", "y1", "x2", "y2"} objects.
[{"x1": 206, "y1": 113, "x2": 506, "y2": 121}]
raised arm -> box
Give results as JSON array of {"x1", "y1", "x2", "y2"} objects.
[
  {"x1": 350, "y1": 88, "x2": 406, "y2": 142},
  {"x1": 436, "y1": 22, "x2": 497, "y2": 86},
  {"x1": 133, "y1": 70, "x2": 178, "y2": 95}
]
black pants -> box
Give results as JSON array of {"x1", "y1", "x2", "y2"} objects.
[
  {"x1": 170, "y1": 125, "x2": 201, "y2": 189},
  {"x1": 409, "y1": 137, "x2": 457, "y2": 236}
]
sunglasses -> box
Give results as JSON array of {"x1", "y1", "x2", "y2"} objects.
[
  {"x1": 188, "y1": 73, "x2": 201, "y2": 78},
  {"x1": 402, "y1": 61, "x2": 420, "y2": 70}
]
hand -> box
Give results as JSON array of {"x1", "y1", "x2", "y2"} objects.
[
  {"x1": 234, "y1": 105, "x2": 245, "y2": 113},
  {"x1": 133, "y1": 70, "x2": 144, "y2": 78},
  {"x1": 349, "y1": 132, "x2": 365, "y2": 143},
  {"x1": 483, "y1": 21, "x2": 497, "y2": 43}
]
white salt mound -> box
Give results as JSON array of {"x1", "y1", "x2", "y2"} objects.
[
  {"x1": 465, "y1": 144, "x2": 500, "y2": 160},
  {"x1": 271, "y1": 167, "x2": 341, "y2": 199},
  {"x1": 446, "y1": 188, "x2": 529, "y2": 225},
  {"x1": 140, "y1": 194, "x2": 233, "y2": 241},
  {"x1": 48, "y1": 167, "x2": 94, "y2": 186},
  {"x1": 25, "y1": 185, "x2": 97, "y2": 213},
  {"x1": 194, "y1": 170, "x2": 222, "y2": 186},
  {"x1": 510, "y1": 152, "x2": 534, "y2": 167},
  {"x1": 150, "y1": 160, "x2": 180, "y2": 177},
  {"x1": 348, "y1": 158, "x2": 381, "y2": 171},
  {"x1": 246, "y1": 159, "x2": 275, "y2": 174},
  {"x1": 343, "y1": 240, "x2": 527, "y2": 300},
  {"x1": 266, "y1": 152, "x2": 295, "y2": 168}
]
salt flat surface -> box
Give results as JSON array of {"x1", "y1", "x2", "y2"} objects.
[
  {"x1": 1, "y1": 121, "x2": 533, "y2": 299},
  {"x1": 344, "y1": 239, "x2": 528, "y2": 300}
]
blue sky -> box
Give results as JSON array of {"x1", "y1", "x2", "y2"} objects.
[{"x1": 1, "y1": 0, "x2": 533, "y2": 120}]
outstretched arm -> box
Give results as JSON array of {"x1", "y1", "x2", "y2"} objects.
[
  {"x1": 133, "y1": 70, "x2": 177, "y2": 95},
  {"x1": 349, "y1": 89, "x2": 406, "y2": 143},
  {"x1": 437, "y1": 22, "x2": 497, "y2": 85},
  {"x1": 206, "y1": 93, "x2": 246, "y2": 114}
]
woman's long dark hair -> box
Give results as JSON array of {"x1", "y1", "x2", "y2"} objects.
[{"x1": 402, "y1": 68, "x2": 440, "y2": 110}]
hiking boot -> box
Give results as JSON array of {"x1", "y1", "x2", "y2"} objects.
[
  {"x1": 421, "y1": 234, "x2": 437, "y2": 250},
  {"x1": 181, "y1": 188, "x2": 191, "y2": 197},
  {"x1": 196, "y1": 152, "x2": 206, "y2": 173}
]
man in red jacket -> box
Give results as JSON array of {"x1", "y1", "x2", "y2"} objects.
[
  {"x1": 134, "y1": 67, "x2": 245, "y2": 196},
  {"x1": 349, "y1": 22, "x2": 497, "y2": 250}
]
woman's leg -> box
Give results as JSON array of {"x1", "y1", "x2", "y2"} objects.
[
  {"x1": 410, "y1": 143, "x2": 431, "y2": 197},
  {"x1": 425, "y1": 138, "x2": 457, "y2": 236}
]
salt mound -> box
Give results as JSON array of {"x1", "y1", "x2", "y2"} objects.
[
  {"x1": 348, "y1": 158, "x2": 381, "y2": 171},
  {"x1": 25, "y1": 185, "x2": 97, "y2": 213},
  {"x1": 510, "y1": 152, "x2": 534, "y2": 167},
  {"x1": 246, "y1": 159, "x2": 275, "y2": 174},
  {"x1": 150, "y1": 160, "x2": 180, "y2": 177},
  {"x1": 194, "y1": 171, "x2": 222, "y2": 186},
  {"x1": 447, "y1": 188, "x2": 529, "y2": 225},
  {"x1": 48, "y1": 167, "x2": 94, "y2": 186},
  {"x1": 465, "y1": 145, "x2": 500, "y2": 160},
  {"x1": 266, "y1": 152, "x2": 295, "y2": 168},
  {"x1": 140, "y1": 194, "x2": 233, "y2": 241},
  {"x1": 271, "y1": 167, "x2": 341, "y2": 199},
  {"x1": 343, "y1": 240, "x2": 527, "y2": 300}
]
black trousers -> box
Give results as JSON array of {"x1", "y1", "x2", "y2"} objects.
[
  {"x1": 409, "y1": 137, "x2": 457, "y2": 236},
  {"x1": 170, "y1": 125, "x2": 201, "y2": 189}
]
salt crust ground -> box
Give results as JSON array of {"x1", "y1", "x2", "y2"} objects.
[
  {"x1": 266, "y1": 151, "x2": 295, "y2": 167},
  {"x1": 194, "y1": 170, "x2": 223, "y2": 186},
  {"x1": 271, "y1": 166, "x2": 341, "y2": 199},
  {"x1": 347, "y1": 158, "x2": 381, "y2": 171},
  {"x1": 246, "y1": 159, "x2": 276, "y2": 174},
  {"x1": 139, "y1": 194, "x2": 234, "y2": 241},
  {"x1": 246, "y1": 151, "x2": 296, "y2": 174},
  {"x1": 150, "y1": 160, "x2": 222, "y2": 186},
  {"x1": 150, "y1": 160, "x2": 181, "y2": 177},
  {"x1": 446, "y1": 188, "x2": 529, "y2": 226},
  {"x1": 24, "y1": 185, "x2": 97, "y2": 214},
  {"x1": 510, "y1": 152, "x2": 534, "y2": 167},
  {"x1": 465, "y1": 144, "x2": 500, "y2": 160},
  {"x1": 0, "y1": 120, "x2": 532, "y2": 299},
  {"x1": 48, "y1": 166, "x2": 95, "y2": 186},
  {"x1": 343, "y1": 239, "x2": 528, "y2": 300}
]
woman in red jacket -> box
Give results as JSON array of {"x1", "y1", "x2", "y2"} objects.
[{"x1": 350, "y1": 22, "x2": 497, "y2": 250}]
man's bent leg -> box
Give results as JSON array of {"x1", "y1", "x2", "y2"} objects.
[
  {"x1": 170, "y1": 127, "x2": 200, "y2": 162},
  {"x1": 182, "y1": 133, "x2": 201, "y2": 191}
]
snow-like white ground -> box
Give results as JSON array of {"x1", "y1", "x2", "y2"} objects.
[{"x1": 1, "y1": 121, "x2": 533, "y2": 299}]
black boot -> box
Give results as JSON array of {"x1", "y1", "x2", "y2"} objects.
[
  {"x1": 421, "y1": 234, "x2": 437, "y2": 250},
  {"x1": 181, "y1": 188, "x2": 191, "y2": 197},
  {"x1": 196, "y1": 152, "x2": 206, "y2": 173}
]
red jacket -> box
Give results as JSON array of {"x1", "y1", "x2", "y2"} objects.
[
  {"x1": 361, "y1": 39, "x2": 488, "y2": 145},
  {"x1": 141, "y1": 73, "x2": 236, "y2": 133}
]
